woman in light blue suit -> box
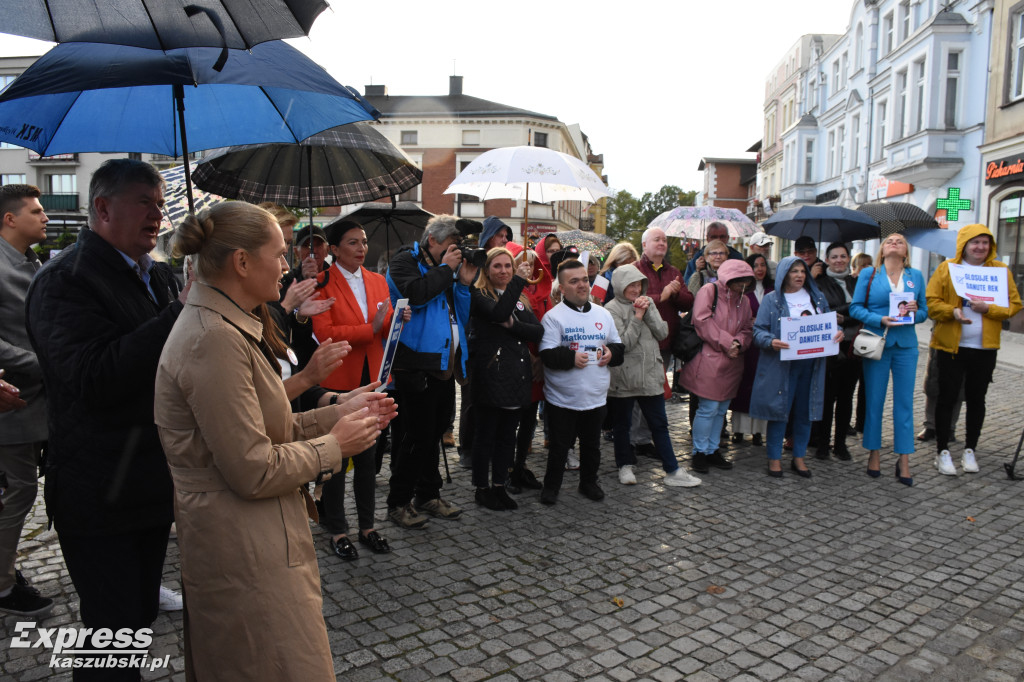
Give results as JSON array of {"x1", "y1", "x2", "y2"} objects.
[{"x1": 849, "y1": 233, "x2": 927, "y2": 485}]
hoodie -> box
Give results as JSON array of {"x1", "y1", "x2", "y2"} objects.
[
  {"x1": 679, "y1": 259, "x2": 755, "y2": 401},
  {"x1": 926, "y1": 223, "x2": 1023, "y2": 353},
  {"x1": 524, "y1": 238, "x2": 557, "y2": 319},
  {"x1": 606, "y1": 264, "x2": 669, "y2": 397},
  {"x1": 480, "y1": 216, "x2": 513, "y2": 250}
]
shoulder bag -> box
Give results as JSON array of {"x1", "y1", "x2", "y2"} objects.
[
  {"x1": 672, "y1": 284, "x2": 718, "y2": 362},
  {"x1": 851, "y1": 270, "x2": 886, "y2": 360}
]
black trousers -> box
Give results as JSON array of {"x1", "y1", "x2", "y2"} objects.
[
  {"x1": 320, "y1": 445, "x2": 376, "y2": 535},
  {"x1": 58, "y1": 524, "x2": 171, "y2": 681},
  {"x1": 387, "y1": 373, "x2": 455, "y2": 509},
  {"x1": 935, "y1": 347, "x2": 997, "y2": 452},
  {"x1": 472, "y1": 405, "x2": 521, "y2": 487},
  {"x1": 814, "y1": 357, "x2": 860, "y2": 447},
  {"x1": 515, "y1": 400, "x2": 540, "y2": 469},
  {"x1": 543, "y1": 403, "x2": 605, "y2": 492}
]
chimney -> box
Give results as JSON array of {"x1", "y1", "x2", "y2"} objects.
[
  {"x1": 449, "y1": 75, "x2": 463, "y2": 96},
  {"x1": 364, "y1": 84, "x2": 387, "y2": 96}
]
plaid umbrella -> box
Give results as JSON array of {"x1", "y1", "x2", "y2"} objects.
[
  {"x1": 551, "y1": 229, "x2": 616, "y2": 256},
  {"x1": 158, "y1": 163, "x2": 226, "y2": 235},
  {"x1": 856, "y1": 201, "x2": 939, "y2": 237},
  {"x1": 191, "y1": 122, "x2": 422, "y2": 207}
]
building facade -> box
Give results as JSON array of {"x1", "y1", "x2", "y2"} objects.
[
  {"x1": 771, "y1": 0, "x2": 991, "y2": 275},
  {"x1": 362, "y1": 76, "x2": 607, "y2": 243}
]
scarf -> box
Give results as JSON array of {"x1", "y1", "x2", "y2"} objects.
[{"x1": 825, "y1": 266, "x2": 853, "y2": 303}]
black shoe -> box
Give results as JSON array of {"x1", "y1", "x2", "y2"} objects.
[
  {"x1": 540, "y1": 488, "x2": 558, "y2": 505},
  {"x1": 634, "y1": 442, "x2": 657, "y2": 459},
  {"x1": 0, "y1": 582, "x2": 53, "y2": 617},
  {"x1": 834, "y1": 443, "x2": 852, "y2": 461},
  {"x1": 767, "y1": 465, "x2": 783, "y2": 478},
  {"x1": 492, "y1": 486, "x2": 518, "y2": 510},
  {"x1": 731, "y1": 432, "x2": 744, "y2": 444},
  {"x1": 691, "y1": 452, "x2": 709, "y2": 473},
  {"x1": 578, "y1": 481, "x2": 605, "y2": 501},
  {"x1": 509, "y1": 467, "x2": 543, "y2": 490},
  {"x1": 916, "y1": 427, "x2": 935, "y2": 442},
  {"x1": 329, "y1": 536, "x2": 358, "y2": 561},
  {"x1": 475, "y1": 487, "x2": 506, "y2": 511},
  {"x1": 751, "y1": 433, "x2": 763, "y2": 447},
  {"x1": 707, "y1": 451, "x2": 733, "y2": 470},
  {"x1": 457, "y1": 448, "x2": 473, "y2": 469},
  {"x1": 790, "y1": 459, "x2": 812, "y2": 478},
  {"x1": 814, "y1": 445, "x2": 830, "y2": 460},
  {"x1": 358, "y1": 530, "x2": 391, "y2": 554},
  {"x1": 603, "y1": 429, "x2": 615, "y2": 443}
]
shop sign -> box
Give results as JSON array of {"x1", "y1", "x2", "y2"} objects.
[
  {"x1": 1000, "y1": 197, "x2": 1022, "y2": 220},
  {"x1": 985, "y1": 154, "x2": 1024, "y2": 185},
  {"x1": 868, "y1": 173, "x2": 914, "y2": 200}
]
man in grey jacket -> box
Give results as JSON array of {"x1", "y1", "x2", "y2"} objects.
[{"x1": 0, "y1": 184, "x2": 52, "y2": 617}]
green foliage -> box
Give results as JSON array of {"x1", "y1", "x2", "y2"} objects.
[{"x1": 606, "y1": 185, "x2": 697, "y2": 270}]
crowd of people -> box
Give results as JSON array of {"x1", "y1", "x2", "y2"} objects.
[{"x1": 0, "y1": 160, "x2": 1021, "y2": 679}]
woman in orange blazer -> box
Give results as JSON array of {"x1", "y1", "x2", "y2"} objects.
[{"x1": 312, "y1": 220, "x2": 394, "y2": 561}]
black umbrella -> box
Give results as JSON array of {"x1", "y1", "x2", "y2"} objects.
[
  {"x1": 0, "y1": 0, "x2": 328, "y2": 50},
  {"x1": 763, "y1": 205, "x2": 880, "y2": 245},
  {"x1": 337, "y1": 202, "x2": 434, "y2": 273},
  {"x1": 856, "y1": 201, "x2": 939, "y2": 237},
  {"x1": 192, "y1": 122, "x2": 423, "y2": 233}
]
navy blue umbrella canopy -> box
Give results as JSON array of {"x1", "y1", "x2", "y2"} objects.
[
  {"x1": 0, "y1": 0, "x2": 329, "y2": 51},
  {"x1": 0, "y1": 40, "x2": 379, "y2": 158},
  {"x1": 763, "y1": 205, "x2": 880, "y2": 244}
]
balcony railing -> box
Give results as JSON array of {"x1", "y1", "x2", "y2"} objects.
[{"x1": 40, "y1": 193, "x2": 80, "y2": 211}]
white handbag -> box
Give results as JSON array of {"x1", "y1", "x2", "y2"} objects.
[{"x1": 852, "y1": 328, "x2": 886, "y2": 360}]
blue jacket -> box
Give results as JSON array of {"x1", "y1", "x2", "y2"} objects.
[
  {"x1": 749, "y1": 256, "x2": 830, "y2": 422},
  {"x1": 848, "y1": 265, "x2": 927, "y2": 348},
  {"x1": 386, "y1": 241, "x2": 472, "y2": 379}
]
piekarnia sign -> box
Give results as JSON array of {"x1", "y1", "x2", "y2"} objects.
[
  {"x1": 9, "y1": 622, "x2": 171, "y2": 671},
  {"x1": 780, "y1": 312, "x2": 839, "y2": 361},
  {"x1": 985, "y1": 154, "x2": 1024, "y2": 185}
]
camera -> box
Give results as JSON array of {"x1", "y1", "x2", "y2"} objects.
[{"x1": 459, "y1": 245, "x2": 488, "y2": 268}]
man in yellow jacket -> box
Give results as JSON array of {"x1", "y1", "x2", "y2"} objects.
[{"x1": 926, "y1": 223, "x2": 1023, "y2": 475}]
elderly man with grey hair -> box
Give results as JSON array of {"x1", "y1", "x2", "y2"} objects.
[{"x1": 384, "y1": 214, "x2": 480, "y2": 529}]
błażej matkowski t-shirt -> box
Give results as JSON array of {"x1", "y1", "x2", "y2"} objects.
[{"x1": 540, "y1": 302, "x2": 621, "y2": 411}]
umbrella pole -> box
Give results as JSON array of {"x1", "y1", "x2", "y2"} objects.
[
  {"x1": 307, "y1": 147, "x2": 314, "y2": 233},
  {"x1": 520, "y1": 184, "x2": 542, "y2": 285},
  {"x1": 173, "y1": 85, "x2": 195, "y2": 214}
]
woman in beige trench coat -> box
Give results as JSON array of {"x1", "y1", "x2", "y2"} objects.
[{"x1": 155, "y1": 202, "x2": 391, "y2": 681}]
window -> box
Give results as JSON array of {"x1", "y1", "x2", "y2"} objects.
[
  {"x1": 899, "y1": 1, "x2": 911, "y2": 43},
  {"x1": 47, "y1": 174, "x2": 76, "y2": 193},
  {"x1": 1, "y1": 174, "x2": 26, "y2": 185},
  {"x1": 832, "y1": 61, "x2": 840, "y2": 93},
  {"x1": 874, "y1": 101, "x2": 888, "y2": 161},
  {"x1": 827, "y1": 129, "x2": 836, "y2": 177},
  {"x1": 913, "y1": 58, "x2": 926, "y2": 133},
  {"x1": 1012, "y1": 11, "x2": 1024, "y2": 101},
  {"x1": 533, "y1": 132, "x2": 548, "y2": 148},
  {"x1": 851, "y1": 115, "x2": 861, "y2": 168},
  {"x1": 896, "y1": 70, "x2": 909, "y2": 138},
  {"x1": 840, "y1": 52, "x2": 848, "y2": 89},
  {"x1": 853, "y1": 25, "x2": 864, "y2": 72},
  {"x1": 808, "y1": 76, "x2": 818, "y2": 110},
  {"x1": 0, "y1": 75, "x2": 19, "y2": 149},
  {"x1": 837, "y1": 125, "x2": 846, "y2": 174},
  {"x1": 400, "y1": 130, "x2": 417, "y2": 146},
  {"x1": 804, "y1": 139, "x2": 815, "y2": 182},
  {"x1": 454, "y1": 160, "x2": 478, "y2": 204},
  {"x1": 462, "y1": 130, "x2": 480, "y2": 146},
  {"x1": 945, "y1": 52, "x2": 960, "y2": 128},
  {"x1": 884, "y1": 13, "x2": 895, "y2": 54}
]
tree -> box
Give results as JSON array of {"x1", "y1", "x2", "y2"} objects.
[{"x1": 605, "y1": 189, "x2": 644, "y2": 244}]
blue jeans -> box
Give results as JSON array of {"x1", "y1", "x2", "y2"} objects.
[
  {"x1": 766, "y1": 359, "x2": 814, "y2": 461},
  {"x1": 862, "y1": 344, "x2": 918, "y2": 454},
  {"x1": 607, "y1": 395, "x2": 678, "y2": 473},
  {"x1": 691, "y1": 397, "x2": 731, "y2": 455}
]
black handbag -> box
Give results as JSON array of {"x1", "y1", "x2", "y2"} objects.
[{"x1": 672, "y1": 284, "x2": 718, "y2": 362}]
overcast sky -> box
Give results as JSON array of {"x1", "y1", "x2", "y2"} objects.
[{"x1": 0, "y1": 1, "x2": 855, "y2": 197}]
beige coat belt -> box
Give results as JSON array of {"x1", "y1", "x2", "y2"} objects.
[{"x1": 167, "y1": 463, "x2": 229, "y2": 493}]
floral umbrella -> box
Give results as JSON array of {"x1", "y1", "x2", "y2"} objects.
[
  {"x1": 649, "y1": 205, "x2": 760, "y2": 239},
  {"x1": 552, "y1": 229, "x2": 616, "y2": 257}
]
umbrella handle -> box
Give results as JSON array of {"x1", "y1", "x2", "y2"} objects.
[{"x1": 513, "y1": 250, "x2": 544, "y2": 285}]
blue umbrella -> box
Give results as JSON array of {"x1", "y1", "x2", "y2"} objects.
[
  {"x1": 0, "y1": 41, "x2": 378, "y2": 210},
  {"x1": 903, "y1": 226, "x2": 959, "y2": 258},
  {"x1": 763, "y1": 205, "x2": 880, "y2": 244}
]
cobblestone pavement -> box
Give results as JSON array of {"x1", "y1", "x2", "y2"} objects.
[{"x1": 3, "y1": 348, "x2": 1024, "y2": 681}]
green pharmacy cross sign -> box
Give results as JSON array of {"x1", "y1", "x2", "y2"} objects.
[{"x1": 936, "y1": 187, "x2": 972, "y2": 221}]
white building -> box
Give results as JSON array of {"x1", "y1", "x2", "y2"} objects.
[{"x1": 774, "y1": 0, "x2": 991, "y2": 273}]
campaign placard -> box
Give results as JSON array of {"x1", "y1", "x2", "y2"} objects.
[
  {"x1": 375, "y1": 298, "x2": 408, "y2": 391},
  {"x1": 780, "y1": 311, "x2": 839, "y2": 361},
  {"x1": 888, "y1": 292, "x2": 915, "y2": 325},
  {"x1": 947, "y1": 263, "x2": 1009, "y2": 307}
]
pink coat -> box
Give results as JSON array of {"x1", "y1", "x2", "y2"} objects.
[{"x1": 680, "y1": 259, "x2": 754, "y2": 402}]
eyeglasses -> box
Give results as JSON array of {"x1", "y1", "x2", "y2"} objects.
[{"x1": 706, "y1": 251, "x2": 728, "y2": 257}]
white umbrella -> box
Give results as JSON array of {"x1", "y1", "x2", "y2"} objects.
[
  {"x1": 649, "y1": 205, "x2": 760, "y2": 240},
  {"x1": 443, "y1": 145, "x2": 610, "y2": 204}
]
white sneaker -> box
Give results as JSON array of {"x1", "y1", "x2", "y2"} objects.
[
  {"x1": 664, "y1": 468, "x2": 702, "y2": 487},
  {"x1": 961, "y1": 448, "x2": 979, "y2": 473},
  {"x1": 618, "y1": 465, "x2": 637, "y2": 485},
  {"x1": 565, "y1": 449, "x2": 580, "y2": 471},
  {"x1": 934, "y1": 450, "x2": 957, "y2": 476},
  {"x1": 158, "y1": 586, "x2": 183, "y2": 612}
]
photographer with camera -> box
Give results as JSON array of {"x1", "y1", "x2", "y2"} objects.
[{"x1": 384, "y1": 215, "x2": 481, "y2": 529}]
